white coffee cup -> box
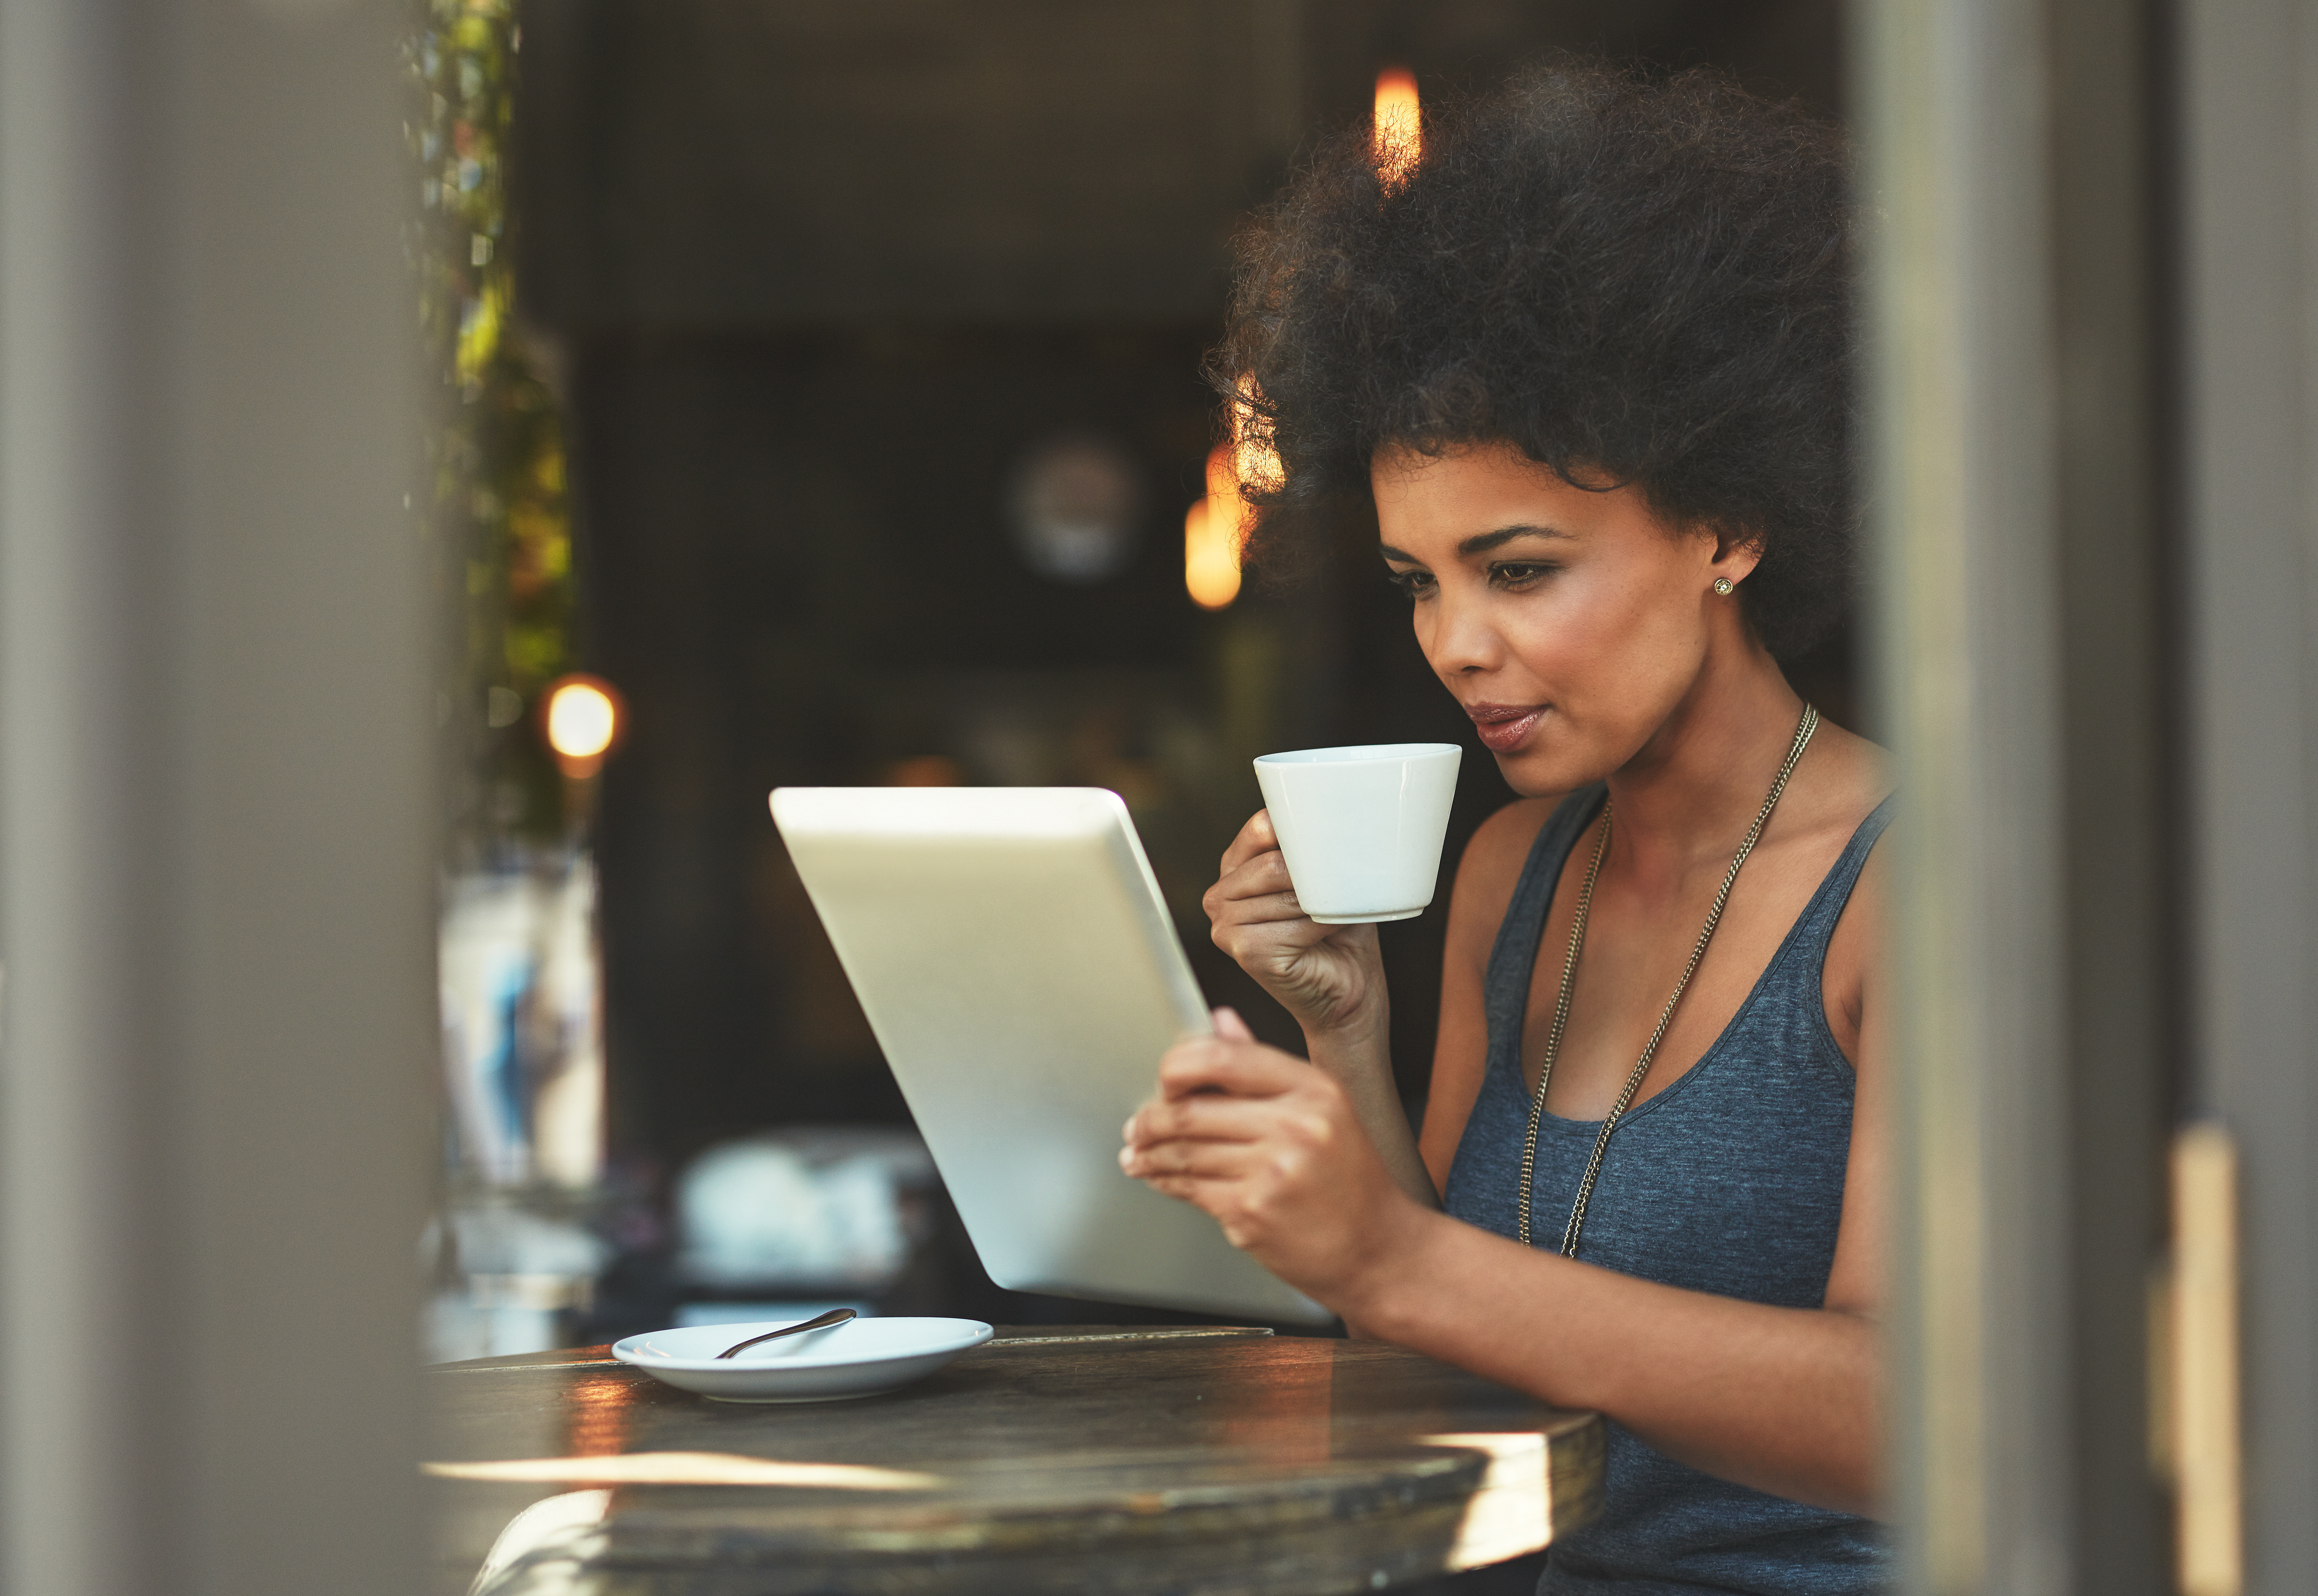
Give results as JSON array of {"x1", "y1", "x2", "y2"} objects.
[{"x1": 1252, "y1": 743, "x2": 1463, "y2": 923}]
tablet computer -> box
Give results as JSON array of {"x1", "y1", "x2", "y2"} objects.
[{"x1": 769, "y1": 785, "x2": 1330, "y2": 1326}]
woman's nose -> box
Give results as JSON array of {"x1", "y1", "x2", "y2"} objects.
[{"x1": 1419, "y1": 587, "x2": 1502, "y2": 675}]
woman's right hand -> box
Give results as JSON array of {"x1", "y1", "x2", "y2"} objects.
[{"x1": 1203, "y1": 809, "x2": 1387, "y2": 1040}]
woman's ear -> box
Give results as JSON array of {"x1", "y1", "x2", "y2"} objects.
[{"x1": 1708, "y1": 525, "x2": 1766, "y2": 588}]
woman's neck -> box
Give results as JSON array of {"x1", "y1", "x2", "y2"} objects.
[{"x1": 1600, "y1": 641, "x2": 1808, "y2": 882}]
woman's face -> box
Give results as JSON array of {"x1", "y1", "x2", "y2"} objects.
[{"x1": 1372, "y1": 442, "x2": 1759, "y2": 796}]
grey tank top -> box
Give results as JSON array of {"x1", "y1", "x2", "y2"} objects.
[{"x1": 1442, "y1": 785, "x2": 1895, "y2": 1595}]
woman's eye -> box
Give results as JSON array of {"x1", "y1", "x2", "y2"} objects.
[
  {"x1": 1489, "y1": 562, "x2": 1555, "y2": 589},
  {"x1": 1385, "y1": 568, "x2": 1435, "y2": 598}
]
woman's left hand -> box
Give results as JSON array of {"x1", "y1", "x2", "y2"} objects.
[{"x1": 1118, "y1": 1008, "x2": 1426, "y2": 1308}]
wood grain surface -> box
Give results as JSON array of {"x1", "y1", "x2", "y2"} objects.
[{"x1": 429, "y1": 1327, "x2": 1602, "y2": 1596}]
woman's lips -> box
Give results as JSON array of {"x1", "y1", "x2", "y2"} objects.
[{"x1": 1465, "y1": 702, "x2": 1547, "y2": 752}]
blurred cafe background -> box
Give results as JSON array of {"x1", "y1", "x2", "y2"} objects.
[
  {"x1": 419, "y1": 0, "x2": 1864, "y2": 1363},
  {"x1": 8, "y1": 0, "x2": 2318, "y2": 1595}
]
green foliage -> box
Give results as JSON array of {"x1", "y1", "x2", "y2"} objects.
[{"x1": 409, "y1": 0, "x2": 578, "y2": 850}]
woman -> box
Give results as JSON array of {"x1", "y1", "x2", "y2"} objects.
[{"x1": 1119, "y1": 63, "x2": 1891, "y2": 1593}]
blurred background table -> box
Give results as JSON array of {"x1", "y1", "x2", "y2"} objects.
[{"x1": 429, "y1": 1325, "x2": 1603, "y2": 1596}]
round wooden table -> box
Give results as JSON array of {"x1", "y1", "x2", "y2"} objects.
[{"x1": 428, "y1": 1326, "x2": 1603, "y2": 1595}]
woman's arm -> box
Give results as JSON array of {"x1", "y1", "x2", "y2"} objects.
[
  {"x1": 1200, "y1": 809, "x2": 1429, "y2": 1205},
  {"x1": 1204, "y1": 799, "x2": 1558, "y2": 1207},
  {"x1": 1127, "y1": 849, "x2": 1891, "y2": 1515}
]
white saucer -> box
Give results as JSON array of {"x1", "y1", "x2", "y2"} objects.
[{"x1": 611, "y1": 1317, "x2": 994, "y2": 1403}]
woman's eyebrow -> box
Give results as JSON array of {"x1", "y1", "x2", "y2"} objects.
[
  {"x1": 1378, "y1": 525, "x2": 1573, "y2": 564},
  {"x1": 1457, "y1": 524, "x2": 1573, "y2": 557}
]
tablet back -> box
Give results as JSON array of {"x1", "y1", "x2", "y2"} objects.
[{"x1": 769, "y1": 786, "x2": 1329, "y2": 1325}]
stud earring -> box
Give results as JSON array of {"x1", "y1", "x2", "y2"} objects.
[{"x1": 1712, "y1": 577, "x2": 1735, "y2": 596}]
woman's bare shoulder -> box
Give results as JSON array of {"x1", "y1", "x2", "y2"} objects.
[
  {"x1": 1807, "y1": 718, "x2": 1895, "y2": 821},
  {"x1": 1447, "y1": 794, "x2": 1570, "y2": 947},
  {"x1": 1818, "y1": 728, "x2": 1896, "y2": 1055},
  {"x1": 1465, "y1": 793, "x2": 1565, "y2": 869}
]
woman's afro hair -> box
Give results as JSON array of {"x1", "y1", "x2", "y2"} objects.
[{"x1": 1211, "y1": 59, "x2": 1856, "y2": 658}]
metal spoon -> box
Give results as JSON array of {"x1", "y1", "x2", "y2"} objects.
[{"x1": 715, "y1": 1308, "x2": 857, "y2": 1360}]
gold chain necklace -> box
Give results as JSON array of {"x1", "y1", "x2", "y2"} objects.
[{"x1": 1514, "y1": 704, "x2": 1821, "y2": 1255}]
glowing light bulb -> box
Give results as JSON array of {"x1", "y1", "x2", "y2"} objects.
[
  {"x1": 543, "y1": 674, "x2": 622, "y2": 776},
  {"x1": 1374, "y1": 67, "x2": 1420, "y2": 186},
  {"x1": 1186, "y1": 442, "x2": 1251, "y2": 611},
  {"x1": 1185, "y1": 499, "x2": 1240, "y2": 611}
]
